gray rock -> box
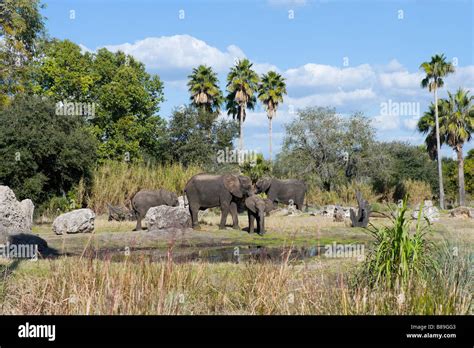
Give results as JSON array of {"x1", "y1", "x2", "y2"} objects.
[
  {"x1": 178, "y1": 196, "x2": 186, "y2": 209},
  {"x1": 145, "y1": 205, "x2": 191, "y2": 230},
  {"x1": 0, "y1": 186, "x2": 34, "y2": 231},
  {"x1": 52, "y1": 208, "x2": 96, "y2": 235},
  {"x1": 412, "y1": 202, "x2": 439, "y2": 223},
  {"x1": 450, "y1": 206, "x2": 474, "y2": 219},
  {"x1": 322, "y1": 205, "x2": 336, "y2": 217}
]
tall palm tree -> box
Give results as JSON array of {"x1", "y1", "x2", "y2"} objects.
[
  {"x1": 187, "y1": 65, "x2": 223, "y2": 113},
  {"x1": 420, "y1": 54, "x2": 455, "y2": 209},
  {"x1": 443, "y1": 89, "x2": 474, "y2": 206},
  {"x1": 258, "y1": 71, "x2": 287, "y2": 162},
  {"x1": 226, "y1": 59, "x2": 259, "y2": 151}
]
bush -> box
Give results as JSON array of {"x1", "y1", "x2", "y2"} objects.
[
  {"x1": 88, "y1": 161, "x2": 202, "y2": 213},
  {"x1": 359, "y1": 197, "x2": 434, "y2": 289},
  {"x1": 393, "y1": 179, "x2": 432, "y2": 206}
]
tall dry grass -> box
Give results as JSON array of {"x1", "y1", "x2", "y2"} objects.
[
  {"x1": 1, "y1": 249, "x2": 470, "y2": 315},
  {"x1": 88, "y1": 161, "x2": 202, "y2": 213},
  {"x1": 306, "y1": 182, "x2": 379, "y2": 207}
]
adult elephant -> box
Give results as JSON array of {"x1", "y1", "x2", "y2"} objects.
[
  {"x1": 132, "y1": 189, "x2": 179, "y2": 231},
  {"x1": 184, "y1": 173, "x2": 253, "y2": 229},
  {"x1": 255, "y1": 178, "x2": 307, "y2": 210}
]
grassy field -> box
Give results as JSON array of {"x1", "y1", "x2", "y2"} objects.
[{"x1": 1, "y1": 211, "x2": 472, "y2": 315}]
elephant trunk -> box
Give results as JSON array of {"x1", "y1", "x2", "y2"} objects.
[{"x1": 259, "y1": 214, "x2": 265, "y2": 235}]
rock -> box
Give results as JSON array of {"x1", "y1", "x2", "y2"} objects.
[
  {"x1": 333, "y1": 211, "x2": 344, "y2": 222},
  {"x1": 145, "y1": 205, "x2": 191, "y2": 230},
  {"x1": 178, "y1": 196, "x2": 186, "y2": 209},
  {"x1": 52, "y1": 208, "x2": 96, "y2": 235},
  {"x1": 321, "y1": 205, "x2": 336, "y2": 217},
  {"x1": 0, "y1": 186, "x2": 34, "y2": 231},
  {"x1": 107, "y1": 204, "x2": 134, "y2": 221},
  {"x1": 411, "y1": 201, "x2": 439, "y2": 222},
  {"x1": 19, "y1": 199, "x2": 34, "y2": 230},
  {"x1": 450, "y1": 206, "x2": 474, "y2": 219},
  {"x1": 270, "y1": 208, "x2": 289, "y2": 216}
]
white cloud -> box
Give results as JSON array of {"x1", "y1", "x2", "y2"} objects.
[
  {"x1": 103, "y1": 35, "x2": 245, "y2": 72},
  {"x1": 402, "y1": 117, "x2": 419, "y2": 130},
  {"x1": 285, "y1": 63, "x2": 376, "y2": 90},
  {"x1": 372, "y1": 114, "x2": 400, "y2": 131},
  {"x1": 287, "y1": 88, "x2": 376, "y2": 108}
]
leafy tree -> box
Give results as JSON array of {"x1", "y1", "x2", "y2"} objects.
[
  {"x1": 419, "y1": 54, "x2": 455, "y2": 208},
  {"x1": 165, "y1": 105, "x2": 238, "y2": 168},
  {"x1": 240, "y1": 154, "x2": 271, "y2": 183},
  {"x1": 276, "y1": 107, "x2": 375, "y2": 191},
  {"x1": 31, "y1": 41, "x2": 166, "y2": 162},
  {"x1": 226, "y1": 59, "x2": 259, "y2": 151},
  {"x1": 0, "y1": 0, "x2": 45, "y2": 106},
  {"x1": 258, "y1": 71, "x2": 287, "y2": 162},
  {"x1": 465, "y1": 149, "x2": 474, "y2": 196},
  {"x1": 0, "y1": 95, "x2": 97, "y2": 204}
]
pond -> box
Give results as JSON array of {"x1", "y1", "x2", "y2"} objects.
[{"x1": 89, "y1": 245, "x2": 326, "y2": 264}]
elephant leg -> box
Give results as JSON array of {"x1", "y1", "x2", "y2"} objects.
[
  {"x1": 248, "y1": 213, "x2": 255, "y2": 233},
  {"x1": 229, "y1": 202, "x2": 239, "y2": 229},
  {"x1": 188, "y1": 204, "x2": 200, "y2": 229},
  {"x1": 219, "y1": 204, "x2": 230, "y2": 230},
  {"x1": 134, "y1": 214, "x2": 142, "y2": 231}
]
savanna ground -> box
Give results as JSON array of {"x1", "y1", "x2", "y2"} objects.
[{"x1": 0, "y1": 209, "x2": 472, "y2": 315}]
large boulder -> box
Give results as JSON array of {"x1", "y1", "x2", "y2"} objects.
[
  {"x1": 450, "y1": 206, "x2": 474, "y2": 219},
  {"x1": 144, "y1": 205, "x2": 191, "y2": 230},
  {"x1": 177, "y1": 196, "x2": 186, "y2": 209},
  {"x1": 411, "y1": 201, "x2": 439, "y2": 222},
  {"x1": 52, "y1": 208, "x2": 95, "y2": 235},
  {"x1": 0, "y1": 186, "x2": 34, "y2": 231}
]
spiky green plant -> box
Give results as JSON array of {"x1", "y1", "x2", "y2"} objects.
[{"x1": 361, "y1": 196, "x2": 435, "y2": 288}]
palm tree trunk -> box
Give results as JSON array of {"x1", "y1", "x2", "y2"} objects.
[
  {"x1": 239, "y1": 105, "x2": 244, "y2": 151},
  {"x1": 434, "y1": 87, "x2": 445, "y2": 209},
  {"x1": 269, "y1": 117, "x2": 272, "y2": 162},
  {"x1": 456, "y1": 145, "x2": 466, "y2": 206}
]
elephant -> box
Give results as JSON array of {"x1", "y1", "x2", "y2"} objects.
[
  {"x1": 255, "y1": 178, "x2": 307, "y2": 211},
  {"x1": 184, "y1": 173, "x2": 253, "y2": 229},
  {"x1": 131, "y1": 189, "x2": 179, "y2": 230},
  {"x1": 245, "y1": 195, "x2": 274, "y2": 235}
]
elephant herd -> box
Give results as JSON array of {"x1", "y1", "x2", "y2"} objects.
[{"x1": 131, "y1": 173, "x2": 307, "y2": 235}]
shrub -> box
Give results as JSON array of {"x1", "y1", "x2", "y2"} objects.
[
  {"x1": 359, "y1": 197, "x2": 435, "y2": 289},
  {"x1": 393, "y1": 179, "x2": 432, "y2": 206},
  {"x1": 88, "y1": 161, "x2": 201, "y2": 213}
]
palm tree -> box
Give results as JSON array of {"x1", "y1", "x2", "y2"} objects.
[
  {"x1": 420, "y1": 54, "x2": 455, "y2": 209},
  {"x1": 226, "y1": 59, "x2": 259, "y2": 151},
  {"x1": 258, "y1": 71, "x2": 287, "y2": 162},
  {"x1": 443, "y1": 89, "x2": 474, "y2": 206},
  {"x1": 187, "y1": 65, "x2": 223, "y2": 113}
]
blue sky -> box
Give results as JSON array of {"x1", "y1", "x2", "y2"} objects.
[{"x1": 41, "y1": 0, "x2": 474, "y2": 158}]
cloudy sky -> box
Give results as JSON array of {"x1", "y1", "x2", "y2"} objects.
[{"x1": 42, "y1": 0, "x2": 473, "y2": 158}]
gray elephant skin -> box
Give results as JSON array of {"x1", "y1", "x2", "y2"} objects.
[
  {"x1": 132, "y1": 189, "x2": 179, "y2": 230},
  {"x1": 245, "y1": 195, "x2": 274, "y2": 235},
  {"x1": 184, "y1": 173, "x2": 253, "y2": 229},
  {"x1": 256, "y1": 178, "x2": 307, "y2": 210}
]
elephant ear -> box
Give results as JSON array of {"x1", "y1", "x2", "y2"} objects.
[
  {"x1": 223, "y1": 175, "x2": 242, "y2": 198},
  {"x1": 264, "y1": 199, "x2": 275, "y2": 213},
  {"x1": 258, "y1": 178, "x2": 272, "y2": 193},
  {"x1": 245, "y1": 197, "x2": 257, "y2": 213}
]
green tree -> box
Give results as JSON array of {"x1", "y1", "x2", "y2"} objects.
[
  {"x1": 442, "y1": 89, "x2": 473, "y2": 206},
  {"x1": 31, "y1": 41, "x2": 166, "y2": 162},
  {"x1": 419, "y1": 54, "x2": 455, "y2": 209},
  {"x1": 258, "y1": 71, "x2": 287, "y2": 162},
  {"x1": 0, "y1": 95, "x2": 97, "y2": 204},
  {"x1": 165, "y1": 105, "x2": 238, "y2": 168},
  {"x1": 187, "y1": 65, "x2": 222, "y2": 111},
  {"x1": 0, "y1": 0, "x2": 45, "y2": 106},
  {"x1": 226, "y1": 59, "x2": 259, "y2": 151}
]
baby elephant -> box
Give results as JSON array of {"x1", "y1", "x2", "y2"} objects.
[
  {"x1": 245, "y1": 195, "x2": 274, "y2": 235},
  {"x1": 132, "y1": 189, "x2": 179, "y2": 230}
]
